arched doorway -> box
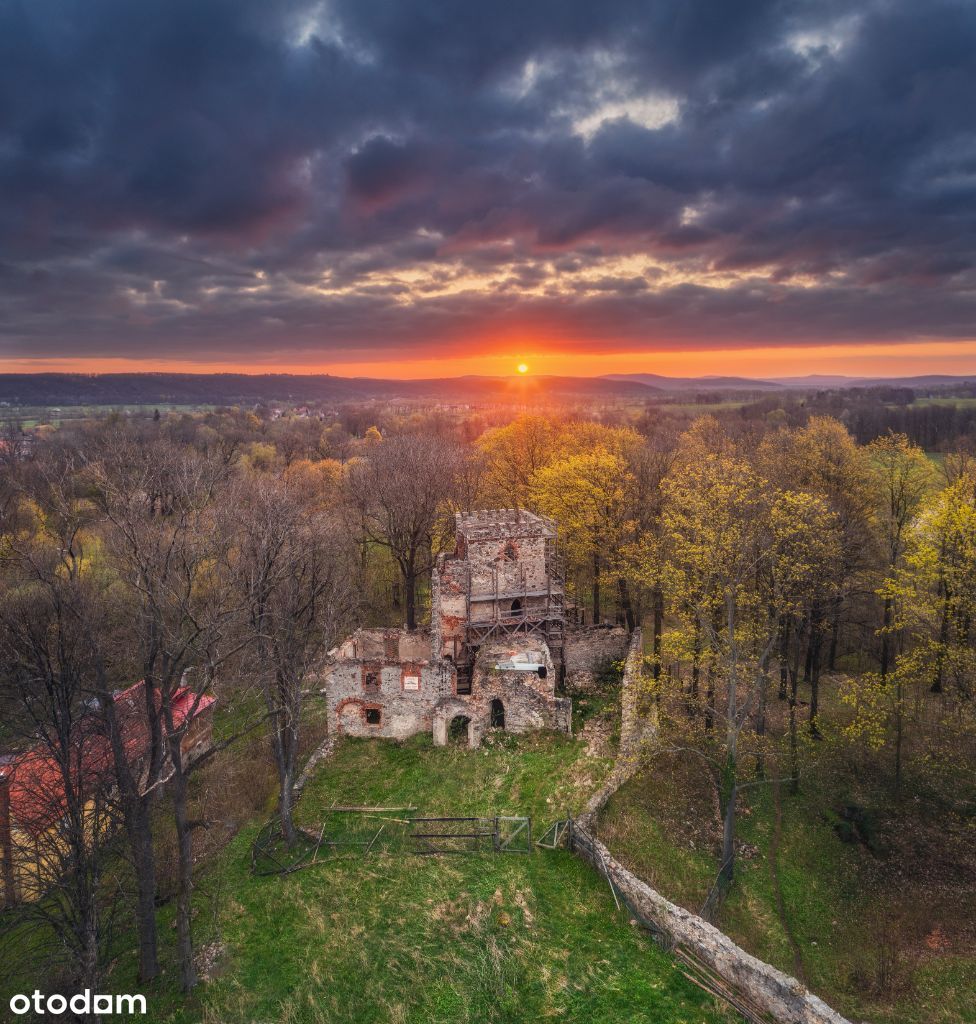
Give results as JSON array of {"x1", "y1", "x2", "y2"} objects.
[
  {"x1": 448, "y1": 715, "x2": 472, "y2": 745},
  {"x1": 490, "y1": 698, "x2": 505, "y2": 729},
  {"x1": 510, "y1": 598, "x2": 522, "y2": 615}
]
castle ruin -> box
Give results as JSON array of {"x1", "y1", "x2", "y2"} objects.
[{"x1": 321, "y1": 509, "x2": 627, "y2": 748}]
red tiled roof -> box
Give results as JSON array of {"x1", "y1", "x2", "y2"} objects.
[{"x1": 0, "y1": 682, "x2": 215, "y2": 835}]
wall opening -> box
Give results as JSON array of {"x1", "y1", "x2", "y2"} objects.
[
  {"x1": 448, "y1": 715, "x2": 471, "y2": 745},
  {"x1": 490, "y1": 698, "x2": 505, "y2": 730},
  {"x1": 510, "y1": 598, "x2": 522, "y2": 615},
  {"x1": 365, "y1": 707, "x2": 381, "y2": 726}
]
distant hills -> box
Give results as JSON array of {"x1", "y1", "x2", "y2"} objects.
[
  {"x1": 604, "y1": 372, "x2": 976, "y2": 391},
  {"x1": 602, "y1": 373, "x2": 781, "y2": 390},
  {"x1": 1, "y1": 371, "x2": 975, "y2": 408},
  {"x1": 0, "y1": 372, "x2": 658, "y2": 408}
]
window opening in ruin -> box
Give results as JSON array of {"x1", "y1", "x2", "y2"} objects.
[
  {"x1": 456, "y1": 664, "x2": 472, "y2": 695},
  {"x1": 490, "y1": 698, "x2": 505, "y2": 729},
  {"x1": 364, "y1": 670, "x2": 380, "y2": 692},
  {"x1": 448, "y1": 715, "x2": 471, "y2": 745},
  {"x1": 510, "y1": 598, "x2": 522, "y2": 615},
  {"x1": 502, "y1": 542, "x2": 517, "y2": 561},
  {"x1": 365, "y1": 707, "x2": 381, "y2": 726}
]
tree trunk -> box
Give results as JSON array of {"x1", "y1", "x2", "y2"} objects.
[
  {"x1": 880, "y1": 595, "x2": 892, "y2": 682},
  {"x1": 778, "y1": 613, "x2": 790, "y2": 700},
  {"x1": 101, "y1": 685, "x2": 160, "y2": 984},
  {"x1": 591, "y1": 551, "x2": 601, "y2": 624},
  {"x1": 652, "y1": 586, "x2": 664, "y2": 681},
  {"x1": 690, "y1": 620, "x2": 701, "y2": 716},
  {"x1": 932, "y1": 586, "x2": 950, "y2": 694},
  {"x1": 719, "y1": 780, "x2": 737, "y2": 889},
  {"x1": 617, "y1": 577, "x2": 635, "y2": 632},
  {"x1": 404, "y1": 562, "x2": 417, "y2": 630},
  {"x1": 808, "y1": 603, "x2": 824, "y2": 738},
  {"x1": 280, "y1": 769, "x2": 296, "y2": 845},
  {"x1": 704, "y1": 664, "x2": 715, "y2": 732},
  {"x1": 827, "y1": 597, "x2": 841, "y2": 671},
  {"x1": 170, "y1": 759, "x2": 198, "y2": 993},
  {"x1": 273, "y1": 685, "x2": 300, "y2": 847},
  {"x1": 756, "y1": 670, "x2": 768, "y2": 777},
  {"x1": 789, "y1": 620, "x2": 803, "y2": 796},
  {"x1": 893, "y1": 677, "x2": 903, "y2": 798},
  {"x1": 131, "y1": 806, "x2": 160, "y2": 983}
]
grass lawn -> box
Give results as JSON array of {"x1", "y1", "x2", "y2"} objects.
[{"x1": 101, "y1": 732, "x2": 731, "y2": 1024}]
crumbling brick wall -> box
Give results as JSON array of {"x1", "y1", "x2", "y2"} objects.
[
  {"x1": 562, "y1": 625, "x2": 631, "y2": 694},
  {"x1": 321, "y1": 629, "x2": 457, "y2": 740},
  {"x1": 465, "y1": 643, "x2": 571, "y2": 739}
]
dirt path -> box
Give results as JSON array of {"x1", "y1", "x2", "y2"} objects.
[{"x1": 770, "y1": 778, "x2": 807, "y2": 983}]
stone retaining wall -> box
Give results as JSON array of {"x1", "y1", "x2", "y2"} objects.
[
  {"x1": 580, "y1": 628, "x2": 656, "y2": 822},
  {"x1": 569, "y1": 821, "x2": 850, "y2": 1024},
  {"x1": 293, "y1": 734, "x2": 338, "y2": 800},
  {"x1": 568, "y1": 628, "x2": 851, "y2": 1024}
]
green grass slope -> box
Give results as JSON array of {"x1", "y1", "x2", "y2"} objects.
[
  {"x1": 127, "y1": 733, "x2": 731, "y2": 1024},
  {"x1": 599, "y1": 763, "x2": 976, "y2": 1024}
]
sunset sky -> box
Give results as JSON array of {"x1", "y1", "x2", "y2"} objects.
[{"x1": 2, "y1": 1, "x2": 975, "y2": 379}]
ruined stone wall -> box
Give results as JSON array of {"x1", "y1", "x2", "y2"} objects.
[
  {"x1": 433, "y1": 556, "x2": 468, "y2": 659},
  {"x1": 562, "y1": 625, "x2": 631, "y2": 694},
  {"x1": 466, "y1": 533, "x2": 550, "y2": 597},
  {"x1": 463, "y1": 644, "x2": 571, "y2": 740},
  {"x1": 323, "y1": 657, "x2": 456, "y2": 740},
  {"x1": 579, "y1": 629, "x2": 655, "y2": 822},
  {"x1": 569, "y1": 823, "x2": 850, "y2": 1024}
]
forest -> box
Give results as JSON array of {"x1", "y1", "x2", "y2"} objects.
[{"x1": 0, "y1": 400, "x2": 973, "y2": 1023}]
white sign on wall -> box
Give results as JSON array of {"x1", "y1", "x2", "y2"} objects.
[{"x1": 404, "y1": 675, "x2": 420, "y2": 691}]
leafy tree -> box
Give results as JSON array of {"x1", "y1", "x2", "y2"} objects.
[
  {"x1": 659, "y1": 451, "x2": 778, "y2": 893},
  {"x1": 477, "y1": 414, "x2": 558, "y2": 507},
  {"x1": 530, "y1": 449, "x2": 633, "y2": 624},
  {"x1": 0, "y1": 455, "x2": 121, "y2": 1014}
]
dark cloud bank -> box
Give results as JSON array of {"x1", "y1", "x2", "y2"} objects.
[{"x1": 1, "y1": 0, "x2": 975, "y2": 363}]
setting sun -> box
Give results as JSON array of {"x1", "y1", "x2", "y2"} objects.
[{"x1": 517, "y1": 363, "x2": 529, "y2": 374}]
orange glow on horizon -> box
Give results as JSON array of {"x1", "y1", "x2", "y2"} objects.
[{"x1": 4, "y1": 340, "x2": 976, "y2": 380}]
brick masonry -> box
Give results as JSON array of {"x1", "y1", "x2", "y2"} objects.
[
  {"x1": 562, "y1": 624, "x2": 631, "y2": 694},
  {"x1": 320, "y1": 627, "x2": 570, "y2": 748}
]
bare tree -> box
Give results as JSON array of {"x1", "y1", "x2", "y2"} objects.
[
  {"x1": 232, "y1": 473, "x2": 357, "y2": 845},
  {"x1": 0, "y1": 456, "x2": 120, "y2": 1017},
  {"x1": 345, "y1": 433, "x2": 463, "y2": 629},
  {"x1": 89, "y1": 433, "x2": 241, "y2": 991}
]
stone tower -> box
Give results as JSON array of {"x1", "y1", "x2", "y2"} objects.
[{"x1": 432, "y1": 509, "x2": 565, "y2": 691}]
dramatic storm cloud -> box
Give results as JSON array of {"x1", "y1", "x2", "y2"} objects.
[{"x1": 1, "y1": 0, "x2": 975, "y2": 370}]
